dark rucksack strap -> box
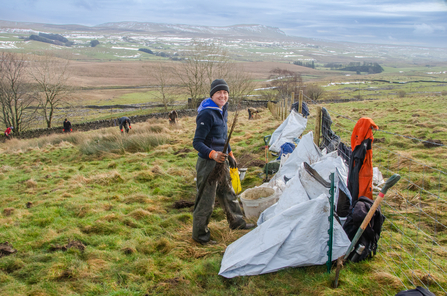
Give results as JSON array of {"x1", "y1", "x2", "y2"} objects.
[
  {"x1": 395, "y1": 286, "x2": 436, "y2": 296},
  {"x1": 416, "y1": 286, "x2": 436, "y2": 296}
]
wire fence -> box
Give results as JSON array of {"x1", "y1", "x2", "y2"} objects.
[
  {"x1": 269, "y1": 93, "x2": 447, "y2": 295},
  {"x1": 322, "y1": 79, "x2": 447, "y2": 103}
]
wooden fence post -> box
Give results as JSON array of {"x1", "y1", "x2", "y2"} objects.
[
  {"x1": 280, "y1": 100, "x2": 284, "y2": 120},
  {"x1": 314, "y1": 106, "x2": 322, "y2": 146},
  {"x1": 299, "y1": 90, "x2": 303, "y2": 114},
  {"x1": 282, "y1": 98, "x2": 287, "y2": 120}
]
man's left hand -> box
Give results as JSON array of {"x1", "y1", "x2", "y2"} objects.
[{"x1": 228, "y1": 156, "x2": 237, "y2": 168}]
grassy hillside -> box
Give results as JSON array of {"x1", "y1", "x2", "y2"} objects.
[{"x1": 1, "y1": 96, "x2": 446, "y2": 295}]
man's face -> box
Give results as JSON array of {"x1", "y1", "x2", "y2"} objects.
[{"x1": 211, "y1": 90, "x2": 229, "y2": 108}]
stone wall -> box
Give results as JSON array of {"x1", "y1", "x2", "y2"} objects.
[{"x1": 15, "y1": 100, "x2": 269, "y2": 140}]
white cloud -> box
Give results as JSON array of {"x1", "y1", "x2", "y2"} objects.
[
  {"x1": 0, "y1": 0, "x2": 446, "y2": 47},
  {"x1": 413, "y1": 23, "x2": 446, "y2": 35},
  {"x1": 380, "y1": 2, "x2": 447, "y2": 13}
]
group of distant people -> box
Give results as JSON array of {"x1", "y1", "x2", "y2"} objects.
[
  {"x1": 3, "y1": 104, "x2": 266, "y2": 141},
  {"x1": 3, "y1": 106, "x2": 263, "y2": 141},
  {"x1": 2, "y1": 113, "x2": 180, "y2": 140},
  {"x1": 64, "y1": 117, "x2": 134, "y2": 134},
  {"x1": 1, "y1": 79, "x2": 269, "y2": 248}
]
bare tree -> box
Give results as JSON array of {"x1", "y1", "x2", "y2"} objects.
[
  {"x1": 29, "y1": 52, "x2": 71, "y2": 128},
  {"x1": 176, "y1": 41, "x2": 232, "y2": 106},
  {"x1": 226, "y1": 64, "x2": 256, "y2": 105},
  {"x1": 267, "y1": 68, "x2": 303, "y2": 100},
  {"x1": 176, "y1": 41, "x2": 255, "y2": 106},
  {"x1": 0, "y1": 52, "x2": 38, "y2": 133},
  {"x1": 305, "y1": 84, "x2": 325, "y2": 101},
  {"x1": 145, "y1": 62, "x2": 175, "y2": 112}
]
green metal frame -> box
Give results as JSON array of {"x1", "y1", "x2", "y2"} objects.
[{"x1": 326, "y1": 173, "x2": 335, "y2": 273}]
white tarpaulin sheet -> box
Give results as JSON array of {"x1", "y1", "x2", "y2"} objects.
[
  {"x1": 219, "y1": 131, "x2": 351, "y2": 278},
  {"x1": 219, "y1": 195, "x2": 350, "y2": 278},
  {"x1": 268, "y1": 110, "x2": 307, "y2": 153},
  {"x1": 268, "y1": 131, "x2": 321, "y2": 185}
]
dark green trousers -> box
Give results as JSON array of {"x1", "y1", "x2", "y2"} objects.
[{"x1": 192, "y1": 157, "x2": 246, "y2": 243}]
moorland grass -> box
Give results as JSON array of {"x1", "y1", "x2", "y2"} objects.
[{"x1": 0, "y1": 103, "x2": 446, "y2": 295}]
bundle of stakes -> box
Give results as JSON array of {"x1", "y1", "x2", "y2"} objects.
[{"x1": 207, "y1": 109, "x2": 239, "y2": 187}]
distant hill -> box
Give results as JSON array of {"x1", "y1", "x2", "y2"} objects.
[
  {"x1": 94, "y1": 22, "x2": 287, "y2": 39},
  {"x1": 1, "y1": 19, "x2": 447, "y2": 63},
  {"x1": 0, "y1": 20, "x2": 287, "y2": 39}
]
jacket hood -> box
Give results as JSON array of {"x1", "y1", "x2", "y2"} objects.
[
  {"x1": 351, "y1": 117, "x2": 378, "y2": 149},
  {"x1": 197, "y1": 98, "x2": 222, "y2": 114}
]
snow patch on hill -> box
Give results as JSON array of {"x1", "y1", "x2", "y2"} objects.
[{"x1": 95, "y1": 22, "x2": 286, "y2": 38}]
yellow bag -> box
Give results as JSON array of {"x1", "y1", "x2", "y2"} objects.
[{"x1": 230, "y1": 168, "x2": 242, "y2": 194}]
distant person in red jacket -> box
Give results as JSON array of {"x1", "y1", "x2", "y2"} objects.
[
  {"x1": 63, "y1": 119, "x2": 72, "y2": 132},
  {"x1": 4, "y1": 127, "x2": 13, "y2": 140}
]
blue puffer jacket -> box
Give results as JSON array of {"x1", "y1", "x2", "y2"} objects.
[{"x1": 193, "y1": 98, "x2": 231, "y2": 159}]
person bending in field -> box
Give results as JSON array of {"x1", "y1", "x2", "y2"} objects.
[
  {"x1": 192, "y1": 79, "x2": 254, "y2": 245},
  {"x1": 118, "y1": 116, "x2": 132, "y2": 133},
  {"x1": 63, "y1": 118, "x2": 72, "y2": 132},
  {"x1": 248, "y1": 107, "x2": 259, "y2": 120},
  {"x1": 4, "y1": 127, "x2": 13, "y2": 140}
]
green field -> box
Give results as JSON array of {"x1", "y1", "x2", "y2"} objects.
[
  {"x1": 1, "y1": 92, "x2": 446, "y2": 295},
  {"x1": 1, "y1": 23, "x2": 447, "y2": 295}
]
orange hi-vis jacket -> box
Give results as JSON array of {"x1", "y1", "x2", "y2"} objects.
[{"x1": 348, "y1": 117, "x2": 378, "y2": 200}]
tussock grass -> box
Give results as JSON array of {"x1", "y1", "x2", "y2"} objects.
[
  {"x1": 0, "y1": 99, "x2": 446, "y2": 295},
  {"x1": 123, "y1": 193, "x2": 151, "y2": 204},
  {"x1": 0, "y1": 165, "x2": 15, "y2": 173},
  {"x1": 0, "y1": 173, "x2": 7, "y2": 180},
  {"x1": 150, "y1": 164, "x2": 164, "y2": 175},
  {"x1": 25, "y1": 179, "x2": 38, "y2": 188},
  {"x1": 4, "y1": 133, "x2": 84, "y2": 153},
  {"x1": 73, "y1": 125, "x2": 170, "y2": 156},
  {"x1": 371, "y1": 271, "x2": 404, "y2": 290},
  {"x1": 88, "y1": 170, "x2": 125, "y2": 185},
  {"x1": 127, "y1": 208, "x2": 152, "y2": 220},
  {"x1": 133, "y1": 170, "x2": 155, "y2": 182}
]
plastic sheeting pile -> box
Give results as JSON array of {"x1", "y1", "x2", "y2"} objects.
[
  {"x1": 268, "y1": 110, "x2": 307, "y2": 153},
  {"x1": 219, "y1": 131, "x2": 352, "y2": 278}
]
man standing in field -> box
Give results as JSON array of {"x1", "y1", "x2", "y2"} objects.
[
  {"x1": 118, "y1": 116, "x2": 132, "y2": 133},
  {"x1": 192, "y1": 79, "x2": 254, "y2": 245},
  {"x1": 168, "y1": 110, "x2": 178, "y2": 125},
  {"x1": 63, "y1": 118, "x2": 72, "y2": 132}
]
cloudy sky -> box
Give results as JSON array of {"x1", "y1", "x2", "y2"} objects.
[{"x1": 1, "y1": 0, "x2": 447, "y2": 47}]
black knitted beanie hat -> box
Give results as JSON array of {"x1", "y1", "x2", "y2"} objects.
[{"x1": 210, "y1": 79, "x2": 229, "y2": 97}]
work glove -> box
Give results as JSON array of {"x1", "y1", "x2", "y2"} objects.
[
  {"x1": 228, "y1": 156, "x2": 237, "y2": 168},
  {"x1": 228, "y1": 151, "x2": 237, "y2": 168},
  {"x1": 209, "y1": 150, "x2": 226, "y2": 163}
]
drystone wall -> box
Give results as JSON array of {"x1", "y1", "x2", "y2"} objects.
[{"x1": 15, "y1": 100, "x2": 268, "y2": 140}]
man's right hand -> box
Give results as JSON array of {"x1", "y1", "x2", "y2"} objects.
[{"x1": 210, "y1": 150, "x2": 227, "y2": 163}]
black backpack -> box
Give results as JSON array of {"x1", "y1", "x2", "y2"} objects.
[
  {"x1": 395, "y1": 286, "x2": 436, "y2": 296},
  {"x1": 343, "y1": 196, "x2": 385, "y2": 262}
]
